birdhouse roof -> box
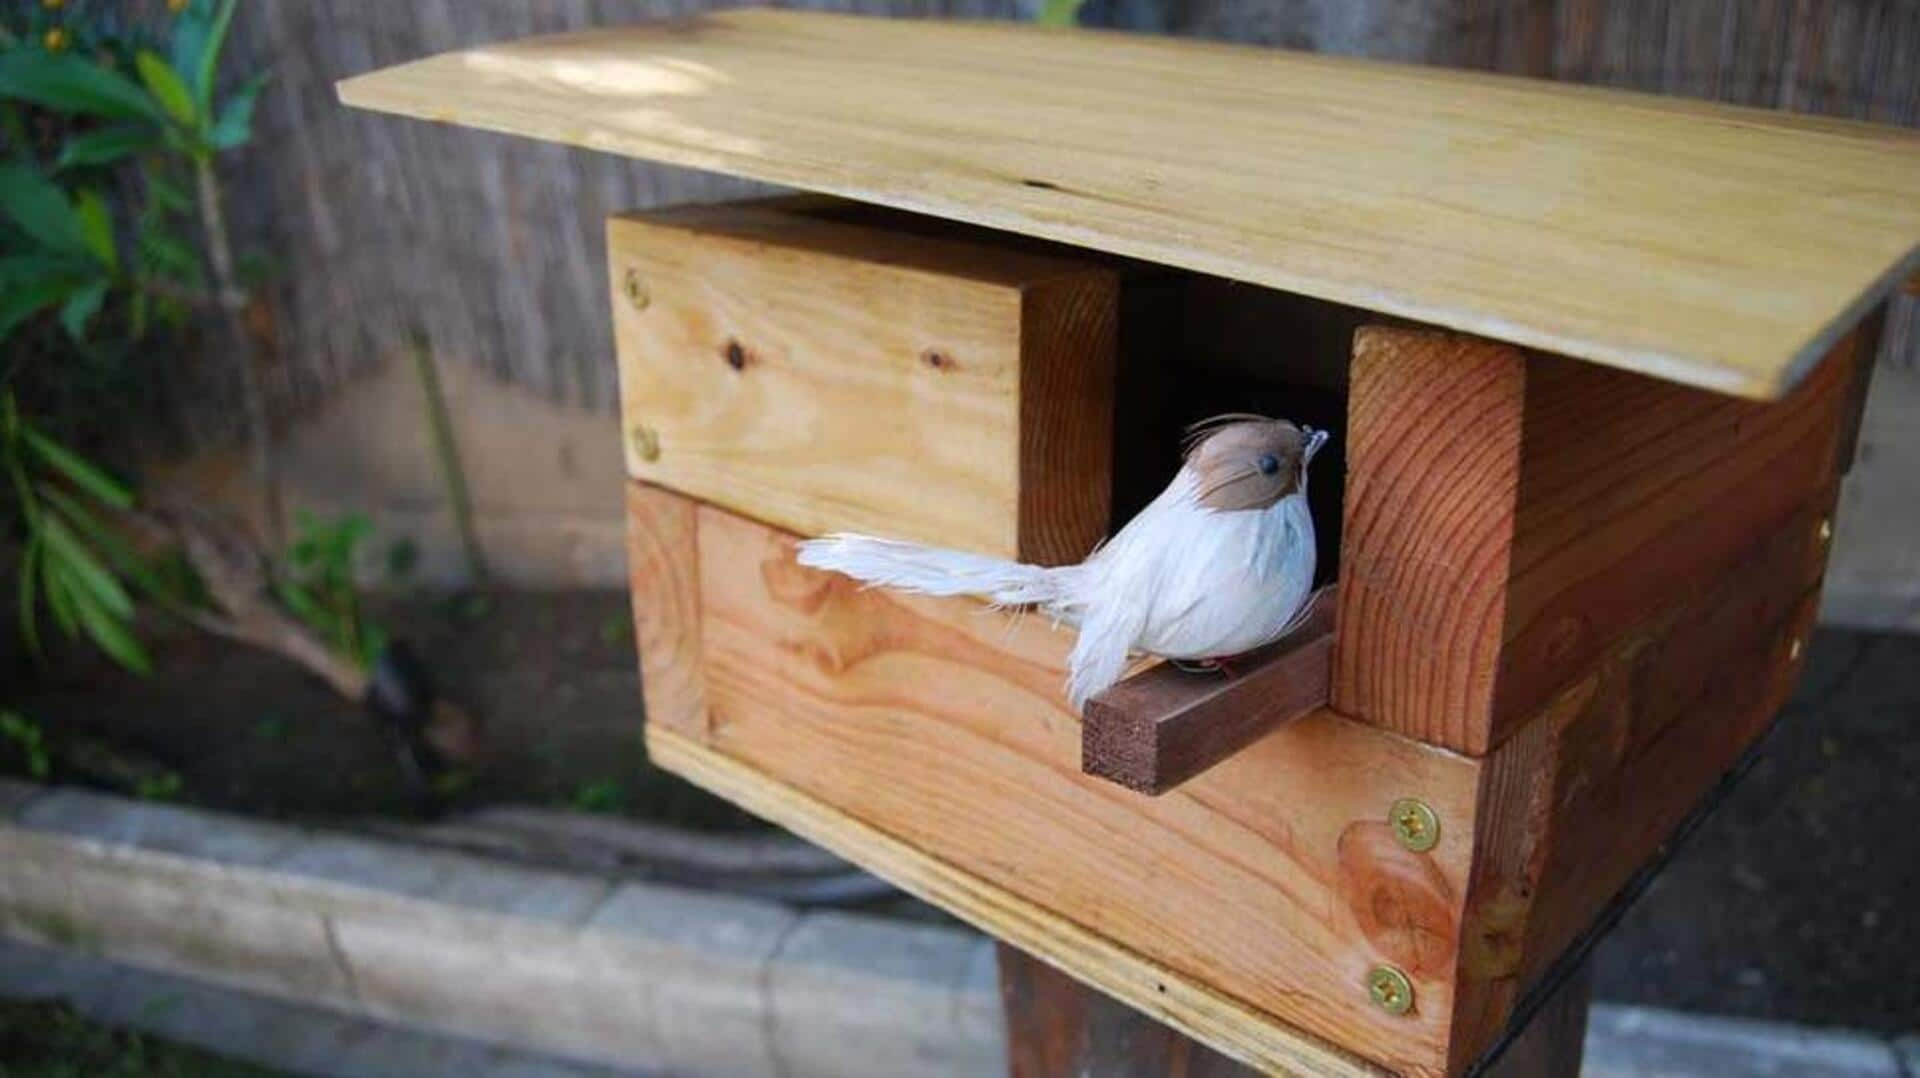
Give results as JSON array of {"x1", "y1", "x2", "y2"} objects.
[{"x1": 337, "y1": 8, "x2": 1920, "y2": 399}]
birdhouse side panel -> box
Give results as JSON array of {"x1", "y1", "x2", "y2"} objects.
[
  {"x1": 1450, "y1": 489, "x2": 1830, "y2": 1072},
  {"x1": 1334, "y1": 318, "x2": 1872, "y2": 755}
]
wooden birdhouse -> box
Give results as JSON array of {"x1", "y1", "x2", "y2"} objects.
[{"x1": 339, "y1": 12, "x2": 1920, "y2": 1076}]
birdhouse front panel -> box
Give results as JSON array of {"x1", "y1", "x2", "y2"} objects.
[
  {"x1": 337, "y1": 13, "x2": 1920, "y2": 1076},
  {"x1": 626, "y1": 479, "x2": 1483, "y2": 1078}
]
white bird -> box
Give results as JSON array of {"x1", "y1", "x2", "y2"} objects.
[{"x1": 795, "y1": 415, "x2": 1329, "y2": 709}]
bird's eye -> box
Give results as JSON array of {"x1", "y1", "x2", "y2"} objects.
[{"x1": 1256, "y1": 453, "x2": 1280, "y2": 476}]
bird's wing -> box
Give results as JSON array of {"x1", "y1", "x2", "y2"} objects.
[{"x1": 1066, "y1": 592, "x2": 1150, "y2": 710}]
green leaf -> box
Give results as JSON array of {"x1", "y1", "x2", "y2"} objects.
[
  {"x1": 67, "y1": 579, "x2": 152, "y2": 675},
  {"x1": 207, "y1": 73, "x2": 264, "y2": 150},
  {"x1": 57, "y1": 124, "x2": 159, "y2": 170},
  {"x1": 39, "y1": 512, "x2": 136, "y2": 620},
  {"x1": 42, "y1": 484, "x2": 168, "y2": 600},
  {"x1": 74, "y1": 189, "x2": 117, "y2": 269},
  {"x1": 194, "y1": 0, "x2": 241, "y2": 117},
  {"x1": 168, "y1": 0, "x2": 216, "y2": 103},
  {"x1": 147, "y1": 170, "x2": 192, "y2": 213},
  {"x1": 0, "y1": 49, "x2": 165, "y2": 123},
  {"x1": 1036, "y1": 0, "x2": 1087, "y2": 26},
  {"x1": 17, "y1": 534, "x2": 44, "y2": 656},
  {"x1": 135, "y1": 50, "x2": 198, "y2": 128},
  {"x1": 0, "y1": 163, "x2": 90, "y2": 255},
  {"x1": 39, "y1": 545, "x2": 78, "y2": 637},
  {"x1": 21, "y1": 427, "x2": 134, "y2": 508},
  {"x1": 59, "y1": 280, "x2": 109, "y2": 341},
  {"x1": 0, "y1": 273, "x2": 80, "y2": 343}
]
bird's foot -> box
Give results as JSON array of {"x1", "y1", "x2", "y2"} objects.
[{"x1": 1169, "y1": 656, "x2": 1243, "y2": 679}]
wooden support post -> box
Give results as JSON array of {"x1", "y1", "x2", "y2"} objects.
[
  {"x1": 1082, "y1": 587, "x2": 1337, "y2": 794},
  {"x1": 1479, "y1": 958, "x2": 1593, "y2": 1078},
  {"x1": 999, "y1": 944, "x2": 1254, "y2": 1078}
]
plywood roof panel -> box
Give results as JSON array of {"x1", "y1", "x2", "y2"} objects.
[{"x1": 338, "y1": 9, "x2": 1920, "y2": 398}]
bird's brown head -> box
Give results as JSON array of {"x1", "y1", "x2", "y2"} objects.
[{"x1": 1182, "y1": 414, "x2": 1328, "y2": 511}]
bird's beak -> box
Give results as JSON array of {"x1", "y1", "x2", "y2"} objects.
[{"x1": 1302, "y1": 427, "x2": 1330, "y2": 464}]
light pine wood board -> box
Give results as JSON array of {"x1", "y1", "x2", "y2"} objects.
[
  {"x1": 1335, "y1": 318, "x2": 1865, "y2": 754},
  {"x1": 653, "y1": 495, "x2": 1479, "y2": 1077},
  {"x1": 338, "y1": 9, "x2": 1920, "y2": 400},
  {"x1": 608, "y1": 202, "x2": 1115, "y2": 564}
]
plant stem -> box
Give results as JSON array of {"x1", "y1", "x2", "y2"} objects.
[
  {"x1": 408, "y1": 330, "x2": 488, "y2": 585},
  {"x1": 193, "y1": 154, "x2": 282, "y2": 548}
]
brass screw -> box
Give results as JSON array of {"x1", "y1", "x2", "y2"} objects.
[
  {"x1": 1389, "y1": 798, "x2": 1440, "y2": 853},
  {"x1": 629, "y1": 424, "x2": 661, "y2": 462},
  {"x1": 1366, "y1": 966, "x2": 1415, "y2": 1016},
  {"x1": 622, "y1": 268, "x2": 650, "y2": 311},
  {"x1": 1818, "y1": 518, "x2": 1832, "y2": 544}
]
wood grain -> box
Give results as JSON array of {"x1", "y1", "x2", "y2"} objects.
[
  {"x1": 1446, "y1": 490, "x2": 1833, "y2": 1073},
  {"x1": 338, "y1": 9, "x2": 1920, "y2": 399},
  {"x1": 1083, "y1": 587, "x2": 1336, "y2": 795},
  {"x1": 624, "y1": 482, "x2": 707, "y2": 740},
  {"x1": 680, "y1": 498, "x2": 1477, "y2": 1077},
  {"x1": 1335, "y1": 321, "x2": 1864, "y2": 754},
  {"x1": 607, "y1": 202, "x2": 1114, "y2": 565},
  {"x1": 1479, "y1": 959, "x2": 1592, "y2": 1078},
  {"x1": 999, "y1": 944, "x2": 1256, "y2": 1078},
  {"x1": 650, "y1": 724, "x2": 1390, "y2": 1078}
]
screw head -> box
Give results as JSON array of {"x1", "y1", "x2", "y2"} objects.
[
  {"x1": 1789, "y1": 637, "x2": 1803, "y2": 662},
  {"x1": 1818, "y1": 518, "x2": 1832, "y2": 544},
  {"x1": 1389, "y1": 798, "x2": 1440, "y2": 853},
  {"x1": 622, "y1": 268, "x2": 650, "y2": 311},
  {"x1": 629, "y1": 424, "x2": 661, "y2": 463},
  {"x1": 1366, "y1": 966, "x2": 1415, "y2": 1016}
]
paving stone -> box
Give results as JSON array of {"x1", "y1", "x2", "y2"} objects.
[
  {"x1": 954, "y1": 938, "x2": 1007, "y2": 1048},
  {"x1": 0, "y1": 938, "x2": 650, "y2": 1077},
  {"x1": 330, "y1": 909, "x2": 668, "y2": 1072},
  {"x1": 769, "y1": 911, "x2": 999, "y2": 1077},
  {"x1": 16, "y1": 789, "x2": 300, "y2": 867},
  {"x1": 428, "y1": 855, "x2": 613, "y2": 925},
  {"x1": 277, "y1": 833, "x2": 467, "y2": 896},
  {"x1": 0, "y1": 778, "x2": 45, "y2": 819},
  {"x1": 1583, "y1": 1003, "x2": 1903, "y2": 1078},
  {"x1": 584, "y1": 882, "x2": 799, "y2": 1078},
  {"x1": 585, "y1": 880, "x2": 797, "y2": 959},
  {"x1": 0, "y1": 937, "x2": 91, "y2": 1000},
  {"x1": 0, "y1": 826, "x2": 351, "y2": 1006},
  {"x1": 1893, "y1": 1034, "x2": 1918, "y2": 1078}
]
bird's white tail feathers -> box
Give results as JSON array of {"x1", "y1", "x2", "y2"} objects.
[
  {"x1": 794, "y1": 534, "x2": 1065, "y2": 608},
  {"x1": 1066, "y1": 596, "x2": 1146, "y2": 711}
]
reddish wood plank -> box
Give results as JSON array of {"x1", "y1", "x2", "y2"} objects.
[
  {"x1": 1332, "y1": 329, "x2": 1527, "y2": 755},
  {"x1": 1446, "y1": 491, "x2": 1832, "y2": 1072},
  {"x1": 1083, "y1": 587, "x2": 1337, "y2": 795},
  {"x1": 624, "y1": 482, "x2": 707, "y2": 740},
  {"x1": 687, "y1": 499, "x2": 1474, "y2": 1077},
  {"x1": 1335, "y1": 320, "x2": 1864, "y2": 755}
]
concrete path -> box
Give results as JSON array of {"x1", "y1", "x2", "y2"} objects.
[{"x1": 2, "y1": 778, "x2": 1912, "y2": 1077}]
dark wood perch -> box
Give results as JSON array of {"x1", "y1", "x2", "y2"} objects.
[{"x1": 1081, "y1": 586, "x2": 1336, "y2": 795}]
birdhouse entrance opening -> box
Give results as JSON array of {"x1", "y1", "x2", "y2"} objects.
[
  {"x1": 766, "y1": 195, "x2": 1358, "y2": 583},
  {"x1": 1107, "y1": 271, "x2": 1359, "y2": 588}
]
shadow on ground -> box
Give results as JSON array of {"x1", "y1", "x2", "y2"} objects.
[{"x1": 1591, "y1": 628, "x2": 1920, "y2": 1032}]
